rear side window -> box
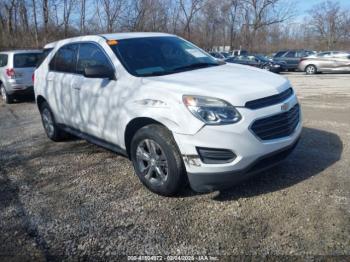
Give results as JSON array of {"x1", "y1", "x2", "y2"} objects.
[
  {"x1": 0, "y1": 54, "x2": 8, "y2": 67},
  {"x1": 285, "y1": 51, "x2": 296, "y2": 58},
  {"x1": 76, "y1": 43, "x2": 113, "y2": 74},
  {"x1": 50, "y1": 44, "x2": 79, "y2": 73},
  {"x1": 14, "y1": 53, "x2": 41, "y2": 68}
]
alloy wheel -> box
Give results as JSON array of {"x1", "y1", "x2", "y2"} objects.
[
  {"x1": 306, "y1": 65, "x2": 316, "y2": 74},
  {"x1": 136, "y1": 139, "x2": 169, "y2": 186},
  {"x1": 42, "y1": 108, "x2": 55, "y2": 137}
]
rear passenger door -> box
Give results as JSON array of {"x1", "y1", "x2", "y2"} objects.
[
  {"x1": 283, "y1": 51, "x2": 297, "y2": 69},
  {"x1": 47, "y1": 44, "x2": 79, "y2": 126},
  {"x1": 72, "y1": 42, "x2": 117, "y2": 141}
]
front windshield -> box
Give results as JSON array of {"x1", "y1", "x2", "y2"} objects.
[{"x1": 109, "y1": 36, "x2": 220, "y2": 77}]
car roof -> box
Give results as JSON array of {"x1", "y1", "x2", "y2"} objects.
[
  {"x1": 44, "y1": 41, "x2": 59, "y2": 49},
  {"x1": 0, "y1": 49, "x2": 42, "y2": 54},
  {"x1": 100, "y1": 32, "x2": 174, "y2": 40},
  {"x1": 43, "y1": 32, "x2": 177, "y2": 49}
]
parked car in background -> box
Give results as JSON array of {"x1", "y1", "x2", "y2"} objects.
[
  {"x1": 220, "y1": 52, "x2": 231, "y2": 59},
  {"x1": 34, "y1": 33, "x2": 301, "y2": 196},
  {"x1": 273, "y1": 49, "x2": 315, "y2": 71},
  {"x1": 226, "y1": 55, "x2": 285, "y2": 73},
  {"x1": 232, "y1": 49, "x2": 248, "y2": 56},
  {"x1": 298, "y1": 53, "x2": 350, "y2": 74},
  {"x1": 0, "y1": 50, "x2": 42, "y2": 103},
  {"x1": 306, "y1": 51, "x2": 350, "y2": 58},
  {"x1": 209, "y1": 51, "x2": 225, "y2": 61}
]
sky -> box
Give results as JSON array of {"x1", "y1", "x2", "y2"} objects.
[{"x1": 297, "y1": 0, "x2": 350, "y2": 19}]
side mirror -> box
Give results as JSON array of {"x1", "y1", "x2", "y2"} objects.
[{"x1": 84, "y1": 65, "x2": 116, "y2": 80}]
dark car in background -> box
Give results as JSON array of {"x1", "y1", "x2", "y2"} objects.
[
  {"x1": 226, "y1": 55, "x2": 285, "y2": 73},
  {"x1": 273, "y1": 49, "x2": 316, "y2": 71},
  {"x1": 209, "y1": 52, "x2": 225, "y2": 61}
]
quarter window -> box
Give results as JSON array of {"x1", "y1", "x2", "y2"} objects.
[
  {"x1": 77, "y1": 43, "x2": 113, "y2": 74},
  {"x1": 49, "y1": 44, "x2": 79, "y2": 73}
]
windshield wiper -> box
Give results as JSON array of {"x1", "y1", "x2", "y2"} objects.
[{"x1": 172, "y1": 62, "x2": 220, "y2": 72}]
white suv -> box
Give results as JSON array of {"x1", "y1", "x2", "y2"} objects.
[
  {"x1": 0, "y1": 50, "x2": 42, "y2": 103},
  {"x1": 34, "y1": 33, "x2": 302, "y2": 196}
]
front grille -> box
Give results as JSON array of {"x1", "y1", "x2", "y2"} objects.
[
  {"x1": 245, "y1": 88, "x2": 293, "y2": 109},
  {"x1": 250, "y1": 104, "x2": 300, "y2": 140}
]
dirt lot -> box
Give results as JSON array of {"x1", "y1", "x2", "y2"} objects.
[{"x1": 0, "y1": 73, "x2": 349, "y2": 260}]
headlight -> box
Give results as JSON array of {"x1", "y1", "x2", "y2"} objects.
[{"x1": 183, "y1": 95, "x2": 241, "y2": 125}]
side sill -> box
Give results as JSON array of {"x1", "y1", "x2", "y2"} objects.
[{"x1": 58, "y1": 124, "x2": 128, "y2": 157}]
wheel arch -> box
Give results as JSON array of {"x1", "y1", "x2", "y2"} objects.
[
  {"x1": 124, "y1": 117, "x2": 168, "y2": 158},
  {"x1": 305, "y1": 64, "x2": 318, "y2": 73},
  {"x1": 36, "y1": 95, "x2": 47, "y2": 111}
]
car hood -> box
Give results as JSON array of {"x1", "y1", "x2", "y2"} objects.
[{"x1": 141, "y1": 63, "x2": 291, "y2": 107}]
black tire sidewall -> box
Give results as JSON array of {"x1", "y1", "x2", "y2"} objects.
[
  {"x1": 130, "y1": 125, "x2": 184, "y2": 196},
  {"x1": 1, "y1": 85, "x2": 12, "y2": 104},
  {"x1": 40, "y1": 102, "x2": 61, "y2": 141}
]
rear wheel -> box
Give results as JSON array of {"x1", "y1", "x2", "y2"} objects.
[
  {"x1": 130, "y1": 124, "x2": 185, "y2": 196},
  {"x1": 305, "y1": 65, "x2": 317, "y2": 75},
  {"x1": 1, "y1": 85, "x2": 13, "y2": 104},
  {"x1": 39, "y1": 102, "x2": 66, "y2": 141}
]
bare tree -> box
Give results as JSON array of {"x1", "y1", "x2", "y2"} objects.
[
  {"x1": 42, "y1": 0, "x2": 49, "y2": 43},
  {"x1": 179, "y1": 0, "x2": 206, "y2": 40},
  {"x1": 99, "y1": 0, "x2": 124, "y2": 32},
  {"x1": 80, "y1": 0, "x2": 86, "y2": 34},
  {"x1": 308, "y1": 0, "x2": 348, "y2": 50},
  {"x1": 63, "y1": 0, "x2": 75, "y2": 37}
]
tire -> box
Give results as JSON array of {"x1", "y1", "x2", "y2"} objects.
[
  {"x1": 305, "y1": 65, "x2": 317, "y2": 75},
  {"x1": 262, "y1": 65, "x2": 270, "y2": 71},
  {"x1": 1, "y1": 84, "x2": 13, "y2": 104},
  {"x1": 39, "y1": 101, "x2": 66, "y2": 141},
  {"x1": 130, "y1": 124, "x2": 185, "y2": 196}
]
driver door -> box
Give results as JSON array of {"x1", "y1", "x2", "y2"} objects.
[{"x1": 71, "y1": 42, "x2": 119, "y2": 143}]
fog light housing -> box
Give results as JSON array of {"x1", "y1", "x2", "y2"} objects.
[{"x1": 196, "y1": 147, "x2": 236, "y2": 164}]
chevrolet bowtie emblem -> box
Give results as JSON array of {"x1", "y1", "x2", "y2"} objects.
[{"x1": 281, "y1": 103, "x2": 289, "y2": 111}]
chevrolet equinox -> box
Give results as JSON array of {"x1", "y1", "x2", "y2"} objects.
[{"x1": 34, "y1": 33, "x2": 302, "y2": 196}]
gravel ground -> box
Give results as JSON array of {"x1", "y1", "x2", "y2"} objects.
[{"x1": 0, "y1": 72, "x2": 350, "y2": 260}]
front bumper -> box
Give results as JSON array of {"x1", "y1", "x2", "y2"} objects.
[
  {"x1": 187, "y1": 137, "x2": 300, "y2": 192},
  {"x1": 173, "y1": 94, "x2": 302, "y2": 192}
]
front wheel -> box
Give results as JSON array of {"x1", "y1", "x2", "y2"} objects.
[
  {"x1": 305, "y1": 65, "x2": 317, "y2": 75},
  {"x1": 130, "y1": 124, "x2": 185, "y2": 196}
]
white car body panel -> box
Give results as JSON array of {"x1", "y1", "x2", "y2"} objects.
[{"x1": 34, "y1": 33, "x2": 302, "y2": 190}]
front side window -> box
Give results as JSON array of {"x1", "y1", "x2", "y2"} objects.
[
  {"x1": 50, "y1": 44, "x2": 79, "y2": 73},
  {"x1": 14, "y1": 53, "x2": 41, "y2": 68},
  {"x1": 109, "y1": 36, "x2": 219, "y2": 77},
  {"x1": 77, "y1": 43, "x2": 113, "y2": 74},
  {"x1": 0, "y1": 54, "x2": 8, "y2": 67}
]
